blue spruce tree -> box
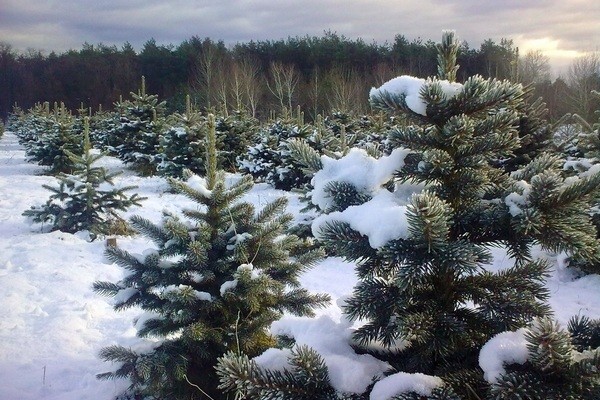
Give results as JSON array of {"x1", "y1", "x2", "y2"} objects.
[
  {"x1": 94, "y1": 114, "x2": 329, "y2": 399},
  {"x1": 217, "y1": 31, "x2": 600, "y2": 400}
]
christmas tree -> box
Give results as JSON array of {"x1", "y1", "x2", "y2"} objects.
[
  {"x1": 23, "y1": 118, "x2": 144, "y2": 240},
  {"x1": 238, "y1": 118, "x2": 315, "y2": 190},
  {"x1": 110, "y1": 77, "x2": 166, "y2": 175},
  {"x1": 157, "y1": 95, "x2": 207, "y2": 178},
  {"x1": 215, "y1": 110, "x2": 259, "y2": 172},
  {"x1": 566, "y1": 90, "x2": 600, "y2": 273},
  {"x1": 94, "y1": 114, "x2": 329, "y2": 399},
  {"x1": 217, "y1": 31, "x2": 600, "y2": 399},
  {"x1": 20, "y1": 102, "x2": 84, "y2": 174}
]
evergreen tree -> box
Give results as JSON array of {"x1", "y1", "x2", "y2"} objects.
[
  {"x1": 13, "y1": 103, "x2": 50, "y2": 147},
  {"x1": 23, "y1": 118, "x2": 144, "y2": 240},
  {"x1": 238, "y1": 119, "x2": 315, "y2": 190},
  {"x1": 217, "y1": 31, "x2": 600, "y2": 399},
  {"x1": 489, "y1": 318, "x2": 600, "y2": 399},
  {"x1": 18, "y1": 102, "x2": 84, "y2": 174},
  {"x1": 157, "y1": 95, "x2": 207, "y2": 178},
  {"x1": 94, "y1": 114, "x2": 329, "y2": 399},
  {"x1": 89, "y1": 106, "x2": 120, "y2": 152},
  {"x1": 5, "y1": 104, "x2": 25, "y2": 136},
  {"x1": 562, "y1": 90, "x2": 600, "y2": 274},
  {"x1": 215, "y1": 110, "x2": 259, "y2": 172},
  {"x1": 110, "y1": 77, "x2": 166, "y2": 175}
]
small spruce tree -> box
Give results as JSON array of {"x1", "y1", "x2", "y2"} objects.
[
  {"x1": 157, "y1": 95, "x2": 207, "y2": 178},
  {"x1": 238, "y1": 119, "x2": 316, "y2": 190},
  {"x1": 94, "y1": 114, "x2": 329, "y2": 399},
  {"x1": 110, "y1": 77, "x2": 166, "y2": 175},
  {"x1": 215, "y1": 110, "x2": 259, "y2": 172},
  {"x1": 22, "y1": 103, "x2": 84, "y2": 174},
  {"x1": 23, "y1": 118, "x2": 143, "y2": 240}
]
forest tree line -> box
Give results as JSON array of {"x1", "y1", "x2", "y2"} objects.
[{"x1": 1, "y1": 32, "x2": 599, "y2": 122}]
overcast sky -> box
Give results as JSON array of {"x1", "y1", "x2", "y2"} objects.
[{"x1": 1, "y1": 0, "x2": 598, "y2": 76}]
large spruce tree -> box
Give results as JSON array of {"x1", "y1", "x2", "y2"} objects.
[
  {"x1": 217, "y1": 31, "x2": 600, "y2": 399},
  {"x1": 94, "y1": 114, "x2": 329, "y2": 399}
]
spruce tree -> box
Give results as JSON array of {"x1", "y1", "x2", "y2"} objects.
[
  {"x1": 238, "y1": 119, "x2": 316, "y2": 190},
  {"x1": 94, "y1": 114, "x2": 329, "y2": 399},
  {"x1": 21, "y1": 103, "x2": 84, "y2": 174},
  {"x1": 566, "y1": 90, "x2": 600, "y2": 273},
  {"x1": 5, "y1": 104, "x2": 25, "y2": 137},
  {"x1": 23, "y1": 118, "x2": 143, "y2": 240},
  {"x1": 157, "y1": 95, "x2": 207, "y2": 178},
  {"x1": 489, "y1": 318, "x2": 600, "y2": 399},
  {"x1": 215, "y1": 110, "x2": 259, "y2": 172},
  {"x1": 217, "y1": 31, "x2": 600, "y2": 399},
  {"x1": 110, "y1": 77, "x2": 166, "y2": 175}
]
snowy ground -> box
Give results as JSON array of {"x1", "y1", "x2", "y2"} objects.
[{"x1": 1, "y1": 131, "x2": 599, "y2": 399}]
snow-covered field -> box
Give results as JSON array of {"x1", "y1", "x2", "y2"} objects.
[{"x1": 1, "y1": 130, "x2": 599, "y2": 399}]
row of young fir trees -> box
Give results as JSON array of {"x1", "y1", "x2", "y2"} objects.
[
  {"x1": 6, "y1": 31, "x2": 600, "y2": 399},
  {"x1": 10, "y1": 75, "x2": 383, "y2": 191}
]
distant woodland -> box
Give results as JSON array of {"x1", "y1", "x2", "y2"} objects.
[{"x1": 1, "y1": 32, "x2": 599, "y2": 121}]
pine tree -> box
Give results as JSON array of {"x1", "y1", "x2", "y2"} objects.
[
  {"x1": 94, "y1": 114, "x2": 329, "y2": 399},
  {"x1": 23, "y1": 118, "x2": 144, "y2": 240},
  {"x1": 217, "y1": 31, "x2": 600, "y2": 399}
]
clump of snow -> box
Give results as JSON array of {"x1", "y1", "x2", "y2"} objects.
[
  {"x1": 370, "y1": 372, "x2": 444, "y2": 400},
  {"x1": 369, "y1": 75, "x2": 463, "y2": 116},
  {"x1": 310, "y1": 147, "x2": 415, "y2": 248},
  {"x1": 194, "y1": 291, "x2": 212, "y2": 301},
  {"x1": 312, "y1": 190, "x2": 410, "y2": 248},
  {"x1": 226, "y1": 232, "x2": 253, "y2": 250},
  {"x1": 262, "y1": 315, "x2": 390, "y2": 394},
  {"x1": 220, "y1": 279, "x2": 238, "y2": 295},
  {"x1": 237, "y1": 263, "x2": 262, "y2": 279},
  {"x1": 479, "y1": 328, "x2": 528, "y2": 383},
  {"x1": 504, "y1": 180, "x2": 532, "y2": 217},
  {"x1": 311, "y1": 147, "x2": 411, "y2": 212},
  {"x1": 581, "y1": 162, "x2": 600, "y2": 178},
  {"x1": 186, "y1": 175, "x2": 212, "y2": 198},
  {"x1": 253, "y1": 347, "x2": 293, "y2": 371},
  {"x1": 113, "y1": 287, "x2": 138, "y2": 304}
]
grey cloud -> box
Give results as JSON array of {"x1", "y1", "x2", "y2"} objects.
[{"x1": 1, "y1": 0, "x2": 597, "y2": 67}]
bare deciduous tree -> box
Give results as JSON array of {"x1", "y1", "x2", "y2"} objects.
[
  {"x1": 518, "y1": 50, "x2": 551, "y2": 84},
  {"x1": 194, "y1": 43, "x2": 228, "y2": 110},
  {"x1": 231, "y1": 58, "x2": 263, "y2": 117},
  {"x1": 568, "y1": 52, "x2": 600, "y2": 121},
  {"x1": 325, "y1": 67, "x2": 365, "y2": 114},
  {"x1": 267, "y1": 62, "x2": 299, "y2": 113}
]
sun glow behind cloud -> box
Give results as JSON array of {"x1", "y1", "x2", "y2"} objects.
[{"x1": 515, "y1": 36, "x2": 591, "y2": 76}]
